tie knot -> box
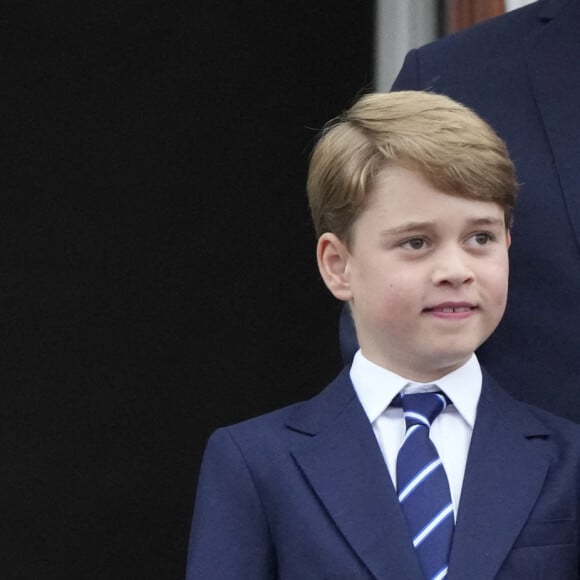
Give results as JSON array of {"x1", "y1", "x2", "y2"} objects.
[{"x1": 399, "y1": 391, "x2": 449, "y2": 428}]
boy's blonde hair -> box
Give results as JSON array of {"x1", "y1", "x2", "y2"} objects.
[{"x1": 307, "y1": 91, "x2": 518, "y2": 243}]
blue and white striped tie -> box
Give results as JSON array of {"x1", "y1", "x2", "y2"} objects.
[{"x1": 395, "y1": 392, "x2": 454, "y2": 580}]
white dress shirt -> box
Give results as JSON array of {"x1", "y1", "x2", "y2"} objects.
[{"x1": 350, "y1": 350, "x2": 482, "y2": 517}]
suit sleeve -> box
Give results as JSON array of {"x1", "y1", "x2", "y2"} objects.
[
  {"x1": 391, "y1": 48, "x2": 421, "y2": 91},
  {"x1": 185, "y1": 428, "x2": 275, "y2": 580}
]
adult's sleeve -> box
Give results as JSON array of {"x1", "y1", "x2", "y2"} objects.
[
  {"x1": 391, "y1": 48, "x2": 421, "y2": 91},
  {"x1": 185, "y1": 428, "x2": 275, "y2": 580}
]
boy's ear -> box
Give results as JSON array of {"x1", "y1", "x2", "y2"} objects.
[
  {"x1": 506, "y1": 229, "x2": 511, "y2": 249},
  {"x1": 317, "y1": 233, "x2": 353, "y2": 301}
]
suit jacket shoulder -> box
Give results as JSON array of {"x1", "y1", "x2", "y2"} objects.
[{"x1": 187, "y1": 368, "x2": 425, "y2": 579}]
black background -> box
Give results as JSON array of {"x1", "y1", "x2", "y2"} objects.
[{"x1": 2, "y1": 2, "x2": 373, "y2": 578}]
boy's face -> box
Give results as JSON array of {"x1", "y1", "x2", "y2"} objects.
[{"x1": 318, "y1": 165, "x2": 510, "y2": 382}]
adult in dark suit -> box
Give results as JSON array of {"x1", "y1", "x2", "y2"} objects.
[
  {"x1": 340, "y1": 0, "x2": 580, "y2": 421},
  {"x1": 187, "y1": 369, "x2": 580, "y2": 579}
]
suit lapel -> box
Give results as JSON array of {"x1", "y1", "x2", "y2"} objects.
[
  {"x1": 527, "y1": 0, "x2": 580, "y2": 248},
  {"x1": 447, "y1": 372, "x2": 552, "y2": 580},
  {"x1": 287, "y1": 369, "x2": 423, "y2": 580}
]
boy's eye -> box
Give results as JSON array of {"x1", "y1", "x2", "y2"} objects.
[
  {"x1": 471, "y1": 232, "x2": 494, "y2": 245},
  {"x1": 401, "y1": 237, "x2": 427, "y2": 250}
]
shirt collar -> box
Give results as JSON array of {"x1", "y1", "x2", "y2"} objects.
[{"x1": 350, "y1": 350, "x2": 481, "y2": 428}]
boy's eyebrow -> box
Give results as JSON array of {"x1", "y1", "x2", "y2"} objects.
[
  {"x1": 380, "y1": 221, "x2": 436, "y2": 237},
  {"x1": 381, "y1": 216, "x2": 505, "y2": 237},
  {"x1": 466, "y1": 216, "x2": 506, "y2": 228}
]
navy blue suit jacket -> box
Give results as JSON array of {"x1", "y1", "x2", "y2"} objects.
[
  {"x1": 187, "y1": 368, "x2": 580, "y2": 579},
  {"x1": 340, "y1": 0, "x2": 580, "y2": 422}
]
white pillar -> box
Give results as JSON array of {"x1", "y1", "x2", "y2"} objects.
[
  {"x1": 505, "y1": 0, "x2": 535, "y2": 10},
  {"x1": 375, "y1": 0, "x2": 438, "y2": 91}
]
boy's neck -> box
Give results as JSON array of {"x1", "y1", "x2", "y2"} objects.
[{"x1": 358, "y1": 348, "x2": 473, "y2": 383}]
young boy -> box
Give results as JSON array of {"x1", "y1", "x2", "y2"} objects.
[{"x1": 186, "y1": 92, "x2": 580, "y2": 579}]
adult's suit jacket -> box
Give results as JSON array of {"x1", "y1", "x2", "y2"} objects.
[
  {"x1": 340, "y1": 0, "x2": 580, "y2": 422},
  {"x1": 186, "y1": 368, "x2": 580, "y2": 579}
]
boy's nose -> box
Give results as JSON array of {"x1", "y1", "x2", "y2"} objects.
[{"x1": 431, "y1": 250, "x2": 474, "y2": 287}]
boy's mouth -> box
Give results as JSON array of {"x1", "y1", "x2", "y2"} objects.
[{"x1": 424, "y1": 302, "x2": 476, "y2": 313}]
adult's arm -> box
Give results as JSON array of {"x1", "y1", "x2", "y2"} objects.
[{"x1": 391, "y1": 49, "x2": 421, "y2": 91}]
